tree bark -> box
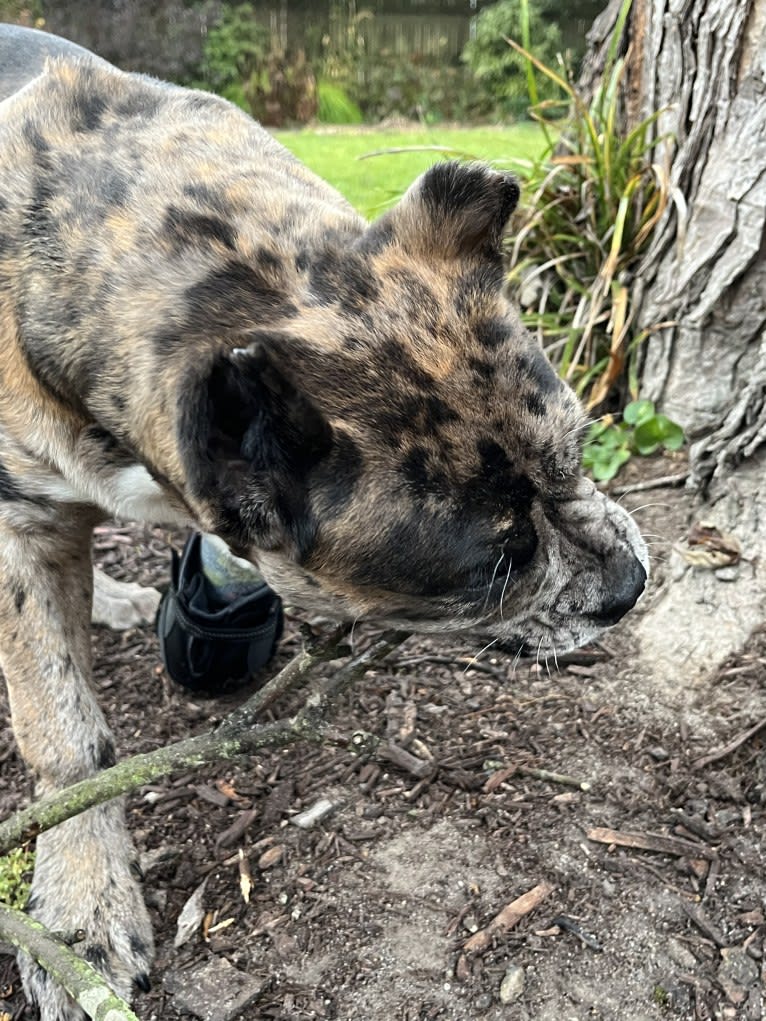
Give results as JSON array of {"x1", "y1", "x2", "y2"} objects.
[
  {"x1": 580, "y1": 0, "x2": 766, "y2": 484},
  {"x1": 578, "y1": 0, "x2": 766, "y2": 689}
]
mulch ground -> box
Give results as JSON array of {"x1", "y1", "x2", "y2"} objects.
[{"x1": 0, "y1": 465, "x2": 764, "y2": 1021}]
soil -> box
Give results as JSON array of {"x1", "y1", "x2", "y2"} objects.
[{"x1": 0, "y1": 456, "x2": 764, "y2": 1021}]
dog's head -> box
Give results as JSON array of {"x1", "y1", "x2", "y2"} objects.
[{"x1": 179, "y1": 162, "x2": 647, "y2": 654}]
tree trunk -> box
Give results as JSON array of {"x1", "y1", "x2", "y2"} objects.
[{"x1": 578, "y1": 0, "x2": 766, "y2": 692}]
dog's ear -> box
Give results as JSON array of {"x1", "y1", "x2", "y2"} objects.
[
  {"x1": 362, "y1": 161, "x2": 520, "y2": 262},
  {"x1": 182, "y1": 341, "x2": 332, "y2": 549}
]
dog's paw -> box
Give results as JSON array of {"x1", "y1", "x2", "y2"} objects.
[
  {"x1": 20, "y1": 806, "x2": 153, "y2": 1021},
  {"x1": 91, "y1": 566, "x2": 161, "y2": 630}
]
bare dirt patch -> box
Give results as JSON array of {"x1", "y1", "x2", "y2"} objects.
[{"x1": 1, "y1": 461, "x2": 764, "y2": 1021}]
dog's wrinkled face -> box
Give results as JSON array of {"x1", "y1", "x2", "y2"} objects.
[{"x1": 182, "y1": 163, "x2": 647, "y2": 654}]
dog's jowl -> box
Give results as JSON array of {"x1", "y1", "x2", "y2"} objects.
[{"x1": 0, "y1": 24, "x2": 647, "y2": 1020}]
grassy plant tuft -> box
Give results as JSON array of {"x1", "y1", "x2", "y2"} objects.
[{"x1": 505, "y1": 0, "x2": 673, "y2": 409}]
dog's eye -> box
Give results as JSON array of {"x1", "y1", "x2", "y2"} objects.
[{"x1": 497, "y1": 519, "x2": 538, "y2": 570}]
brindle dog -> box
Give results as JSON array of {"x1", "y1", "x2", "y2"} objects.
[{"x1": 0, "y1": 24, "x2": 647, "y2": 1020}]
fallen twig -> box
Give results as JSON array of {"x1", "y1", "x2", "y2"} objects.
[
  {"x1": 587, "y1": 827, "x2": 717, "y2": 860},
  {"x1": 517, "y1": 765, "x2": 591, "y2": 791},
  {"x1": 682, "y1": 902, "x2": 728, "y2": 947},
  {"x1": 0, "y1": 629, "x2": 408, "y2": 856},
  {"x1": 462, "y1": 881, "x2": 555, "y2": 955},
  {"x1": 609, "y1": 471, "x2": 690, "y2": 496},
  {"x1": 0, "y1": 903, "x2": 139, "y2": 1021},
  {"x1": 692, "y1": 716, "x2": 766, "y2": 770}
]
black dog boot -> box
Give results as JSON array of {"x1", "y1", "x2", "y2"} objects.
[{"x1": 156, "y1": 533, "x2": 283, "y2": 694}]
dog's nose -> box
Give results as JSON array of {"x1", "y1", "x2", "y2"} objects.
[{"x1": 592, "y1": 553, "x2": 647, "y2": 625}]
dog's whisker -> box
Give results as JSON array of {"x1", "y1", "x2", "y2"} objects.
[
  {"x1": 463, "y1": 637, "x2": 499, "y2": 675},
  {"x1": 498, "y1": 554, "x2": 513, "y2": 622},
  {"x1": 483, "y1": 552, "x2": 505, "y2": 612}
]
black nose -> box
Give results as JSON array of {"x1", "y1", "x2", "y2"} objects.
[{"x1": 593, "y1": 554, "x2": 647, "y2": 625}]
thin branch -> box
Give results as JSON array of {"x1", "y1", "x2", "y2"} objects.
[
  {"x1": 0, "y1": 629, "x2": 408, "y2": 856},
  {"x1": 0, "y1": 903, "x2": 139, "y2": 1021},
  {"x1": 609, "y1": 471, "x2": 690, "y2": 496}
]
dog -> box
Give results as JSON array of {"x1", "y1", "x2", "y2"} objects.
[{"x1": 0, "y1": 24, "x2": 647, "y2": 1020}]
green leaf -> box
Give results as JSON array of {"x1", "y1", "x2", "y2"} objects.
[
  {"x1": 651, "y1": 415, "x2": 685, "y2": 450},
  {"x1": 632, "y1": 418, "x2": 663, "y2": 455},
  {"x1": 623, "y1": 399, "x2": 655, "y2": 426},
  {"x1": 591, "y1": 447, "x2": 630, "y2": 481}
]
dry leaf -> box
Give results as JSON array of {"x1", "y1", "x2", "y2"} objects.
[
  {"x1": 174, "y1": 877, "x2": 208, "y2": 948},
  {"x1": 239, "y1": 848, "x2": 253, "y2": 904}
]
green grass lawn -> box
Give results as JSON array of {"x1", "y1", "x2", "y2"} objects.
[{"x1": 273, "y1": 124, "x2": 549, "y2": 219}]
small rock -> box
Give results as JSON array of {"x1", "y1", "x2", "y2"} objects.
[
  {"x1": 257, "y1": 844, "x2": 284, "y2": 870},
  {"x1": 716, "y1": 808, "x2": 742, "y2": 829},
  {"x1": 164, "y1": 956, "x2": 265, "y2": 1021},
  {"x1": 647, "y1": 746, "x2": 670, "y2": 761},
  {"x1": 289, "y1": 797, "x2": 338, "y2": 829},
  {"x1": 474, "y1": 993, "x2": 493, "y2": 1011},
  {"x1": 499, "y1": 964, "x2": 525, "y2": 1004},
  {"x1": 667, "y1": 937, "x2": 697, "y2": 971},
  {"x1": 174, "y1": 878, "x2": 208, "y2": 949},
  {"x1": 718, "y1": 948, "x2": 759, "y2": 1005},
  {"x1": 715, "y1": 566, "x2": 740, "y2": 582}
]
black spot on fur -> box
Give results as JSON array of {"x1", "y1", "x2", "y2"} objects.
[
  {"x1": 525, "y1": 392, "x2": 547, "y2": 417},
  {"x1": 70, "y1": 88, "x2": 107, "y2": 133},
  {"x1": 135, "y1": 972, "x2": 151, "y2": 993},
  {"x1": 181, "y1": 182, "x2": 230, "y2": 217},
  {"x1": 156, "y1": 260, "x2": 296, "y2": 354},
  {"x1": 12, "y1": 585, "x2": 25, "y2": 614},
  {"x1": 163, "y1": 206, "x2": 237, "y2": 253},
  {"x1": 475, "y1": 317, "x2": 508, "y2": 349},
  {"x1": 130, "y1": 935, "x2": 149, "y2": 959},
  {"x1": 320, "y1": 432, "x2": 364, "y2": 517},
  {"x1": 115, "y1": 88, "x2": 162, "y2": 121},
  {"x1": 0, "y1": 460, "x2": 49, "y2": 506},
  {"x1": 469, "y1": 356, "x2": 495, "y2": 380},
  {"x1": 22, "y1": 119, "x2": 50, "y2": 156},
  {"x1": 517, "y1": 348, "x2": 560, "y2": 394},
  {"x1": 0, "y1": 461, "x2": 23, "y2": 501},
  {"x1": 472, "y1": 440, "x2": 536, "y2": 513},
  {"x1": 111, "y1": 393, "x2": 126, "y2": 412},
  {"x1": 454, "y1": 265, "x2": 506, "y2": 317},
  {"x1": 356, "y1": 219, "x2": 394, "y2": 255},
  {"x1": 84, "y1": 945, "x2": 108, "y2": 969},
  {"x1": 310, "y1": 250, "x2": 380, "y2": 315},
  {"x1": 99, "y1": 166, "x2": 131, "y2": 207},
  {"x1": 379, "y1": 339, "x2": 435, "y2": 393}
]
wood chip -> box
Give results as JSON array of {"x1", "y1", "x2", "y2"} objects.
[
  {"x1": 258, "y1": 844, "x2": 284, "y2": 870},
  {"x1": 682, "y1": 902, "x2": 728, "y2": 947},
  {"x1": 462, "y1": 881, "x2": 555, "y2": 955},
  {"x1": 692, "y1": 716, "x2": 766, "y2": 770},
  {"x1": 587, "y1": 827, "x2": 718, "y2": 860},
  {"x1": 215, "y1": 808, "x2": 259, "y2": 850},
  {"x1": 239, "y1": 849, "x2": 252, "y2": 904}
]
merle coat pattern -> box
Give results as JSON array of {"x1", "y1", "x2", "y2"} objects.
[{"x1": 0, "y1": 25, "x2": 648, "y2": 1020}]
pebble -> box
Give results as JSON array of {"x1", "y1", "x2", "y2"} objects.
[
  {"x1": 164, "y1": 956, "x2": 265, "y2": 1021},
  {"x1": 715, "y1": 566, "x2": 740, "y2": 582},
  {"x1": 718, "y1": 948, "x2": 759, "y2": 1005},
  {"x1": 289, "y1": 797, "x2": 338, "y2": 829},
  {"x1": 667, "y1": 937, "x2": 697, "y2": 971},
  {"x1": 499, "y1": 964, "x2": 525, "y2": 1004}
]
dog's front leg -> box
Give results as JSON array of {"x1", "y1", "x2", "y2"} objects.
[
  {"x1": 0, "y1": 521, "x2": 153, "y2": 1021},
  {"x1": 91, "y1": 565, "x2": 161, "y2": 630}
]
